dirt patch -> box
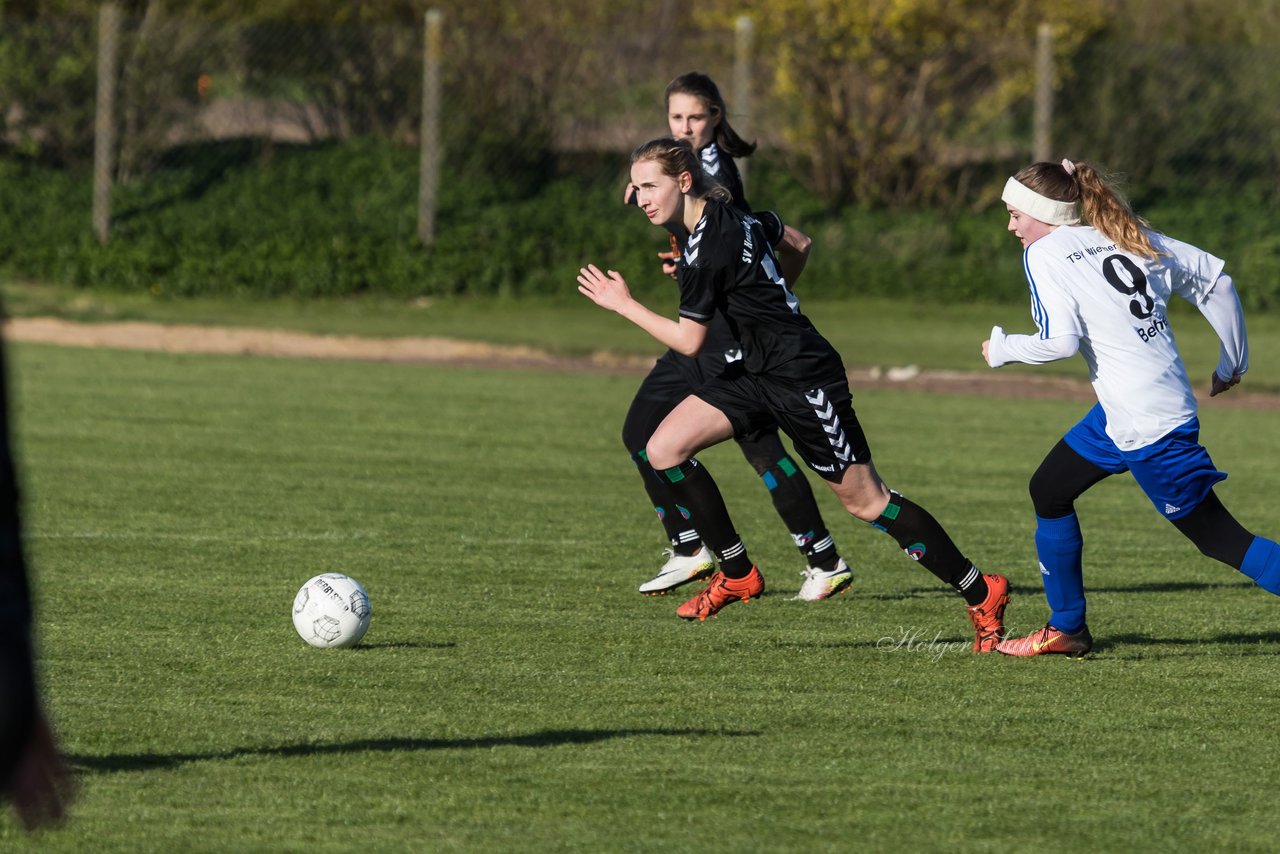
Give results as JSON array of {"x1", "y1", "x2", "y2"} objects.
[
  {"x1": 6, "y1": 316, "x2": 1278, "y2": 411},
  {"x1": 2, "y1": 317, "x2": 650, "y2": 372}
]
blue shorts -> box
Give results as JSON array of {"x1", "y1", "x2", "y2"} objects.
[{"x1": 1064, "y1": 404, "x2": 1227, "y2": 520}]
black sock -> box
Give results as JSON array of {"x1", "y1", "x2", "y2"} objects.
[
  {"x1": 872, "y1": 492, "x2": 987, "y2": 606},
  {"x1": 671, "y1": 538, "x2": 703, "y2": 558},
  {"x1": 799, "y1": 532, "x2": 840, "y2": 572},
  {"x1": 753, "y1": 457, "x2": 841, "y2": 571},
  {"x1": 655, "y1": 459, "x2": 753, "y2": 578},
  {"x1": 634, "y1": 449, "x2": 702, "y2": 555}
]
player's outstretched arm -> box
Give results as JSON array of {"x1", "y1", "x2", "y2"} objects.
[{"x1": 983, "y1": 326, "x2": 1079, "y2": 368}]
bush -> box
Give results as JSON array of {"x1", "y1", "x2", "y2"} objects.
[{"x1": 1, "y1": 138, "x2": 1277, "y2": 309}]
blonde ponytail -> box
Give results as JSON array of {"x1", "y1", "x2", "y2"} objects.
[
  {"x1": 1072, "y1": 162, "x2": 1157, "y2": 259},
  {"x1": 1013, "y1": 160, "x2": 1158, "y2": 259}
]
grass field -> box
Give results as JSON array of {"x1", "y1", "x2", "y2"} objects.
[
  {"x1": 7, "y1": 281, "x2": 1280, "y2": 393},
  {"x1": 4, "y1": 339, "x2": 1280, "y2": 851}
]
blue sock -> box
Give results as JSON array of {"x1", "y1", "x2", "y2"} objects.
[
  {"x1": 1035, "y1": 513, "x2": 1087, "y2": 634},
  {"x1": 1240, "y1": 537, "x2": 1280, "y2": 595}
]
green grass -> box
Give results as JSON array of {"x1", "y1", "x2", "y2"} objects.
[
  {"x1": 4, "y1": 341, "x2": 1280, "y2": 850},
  {"x1": 6, "y1": 280, "x2": 1280, "y2": 392}
]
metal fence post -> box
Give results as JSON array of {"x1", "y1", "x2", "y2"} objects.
[
  {"x1": 734, "y1": 15, "x2": 753, "y2": 187},
  {"x1": 418, "y1": 9, "x2": 443, "y2": 247},
  {"x1": 1033, "y1": 22, "x2": 1053, "y2": 163},
  {"x1": 94, "y1": 2, "x2": 121, "y2": 245}
]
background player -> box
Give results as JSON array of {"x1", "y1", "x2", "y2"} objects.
[
  {"x1": 984, "y1": 158, "x2": 1280, "y2": 656},
  {"x1": 621, "y1": 72, "x2": 851, "y2": 602},
  {"x1": 581, "y1": 137, "x2": 1009, "y2": 651}
]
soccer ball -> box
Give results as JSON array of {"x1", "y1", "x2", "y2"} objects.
[{"x1": 292, "y1": 573, "x2": 371, "y2": 648}]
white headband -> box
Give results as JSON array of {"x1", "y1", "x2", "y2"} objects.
[{"x1": 1001, "y1": 177, "x2": 1080, "y2": 226}]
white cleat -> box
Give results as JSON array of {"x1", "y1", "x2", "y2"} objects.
[
  {"x1": 639, "y1": 546, "x2": 715, "y2": 595},
  {"x1": 796, "y1": 559, "x2": 853, "y2": 601}
]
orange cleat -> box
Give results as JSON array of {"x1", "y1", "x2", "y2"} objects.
[
  {"x1": 676, "y1": 567, "x2": 765, "y2": 621},
  {"x1": 997, "y1": 624, "x2": 1093, "y2": 658},
  {"x1": 966, "y1": 573, "x2": 1010, "y2": 653}
]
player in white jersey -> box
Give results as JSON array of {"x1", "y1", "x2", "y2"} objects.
[{"x1": 983, "y1": 158, "x2": 1280, "y2": 656}]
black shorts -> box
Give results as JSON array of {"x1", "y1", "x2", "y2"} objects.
[
  {"x1": 632, "y1": 350, "x2": 781, "y2": 446},
  {"x1": 695, "y1": 365, "x2": 872, "y2": 483}
]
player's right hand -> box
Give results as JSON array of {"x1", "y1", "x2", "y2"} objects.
[{"x1": 577, "y1": 264, "x2": 633, "y2": 314}]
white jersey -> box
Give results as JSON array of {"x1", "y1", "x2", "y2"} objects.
[{"x1": 1013, "y1": 226, "x2": 1225, "y2": 450}]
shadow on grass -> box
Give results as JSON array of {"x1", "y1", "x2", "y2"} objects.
[
  {"x1": 865, "y1": 580, "x2": 1252, "y2": 602},
  {"x1": 769, "y1": 638, "x2": 925, "y2": 650},
  {"x1": 861, "y1": 587, "x2": 956, "y2": 602},
  {"x1": 996, "y1": 580, "x2": 1252, "y2": 599},
  {"x1": 1087, "y1": 579, "x2": 1253, "y2": 594},
  {"x1": 350, "y1": 641, "x2": 456, "y2": 650},
  {"x1": 782, "y1": 630, "x2": 1280, "y2": 657},
  {"x1": 71, "y1": 727, "x2": 758, "y2": 775},
  {"x1": 1109, "y1": 631, "x2": 1280, "y2": 648}
]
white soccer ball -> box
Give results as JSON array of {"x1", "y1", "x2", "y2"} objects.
[{"x1": 292, "y1": 573, "x2": 371, "y2": 648}]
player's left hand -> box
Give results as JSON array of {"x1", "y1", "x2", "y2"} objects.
[
  {"x1": 981, "y1": 339, "x2": 991, "y2": 363},
  {"x1": 658, "y1": 234, "x2": 680, "y2": 279},
  {"x1": 1209, "y1": 370, "x2": 1241, "y2": 397},
  {"x1": 577, "y1": 264, "x2": 632, "y2": 313},
  {"x1": 657, "y1": 251, "x2": 679, "y2": 279}
]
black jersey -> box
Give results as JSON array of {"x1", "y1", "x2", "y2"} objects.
[
  {"x1": 699, "y1": 142, "x2": 748, "y2": 212},
  {"x1": 660, "y1": 143, "x2": 743, "y2": 248},
  {"x1": 663, "y1": 143, "x2": 747, "y2": 362},
  {"x1": 678, "y1": 200, "x2": 845, "y2": 384},
  {"x1": 678, "y1": 144, "x2": 779, "y2": 360},
  {"x1": 641, "y1": 142, "x2": 784, "y2": 364},
  {"x1": 656, "y1": 141, "x2": 780, "y2": 250}
]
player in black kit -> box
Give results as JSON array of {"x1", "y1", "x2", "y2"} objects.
[
  {"x1": 622, "y1": 73, "x2": 852, "y2": 602},
  {"x1": 579, "y1": 137, "x2": 1010, "y2": 652}
]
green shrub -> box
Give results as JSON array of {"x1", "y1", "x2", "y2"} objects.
[{"x1": 0, "y1": 139, "x2": 1277, "y2": 308}]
